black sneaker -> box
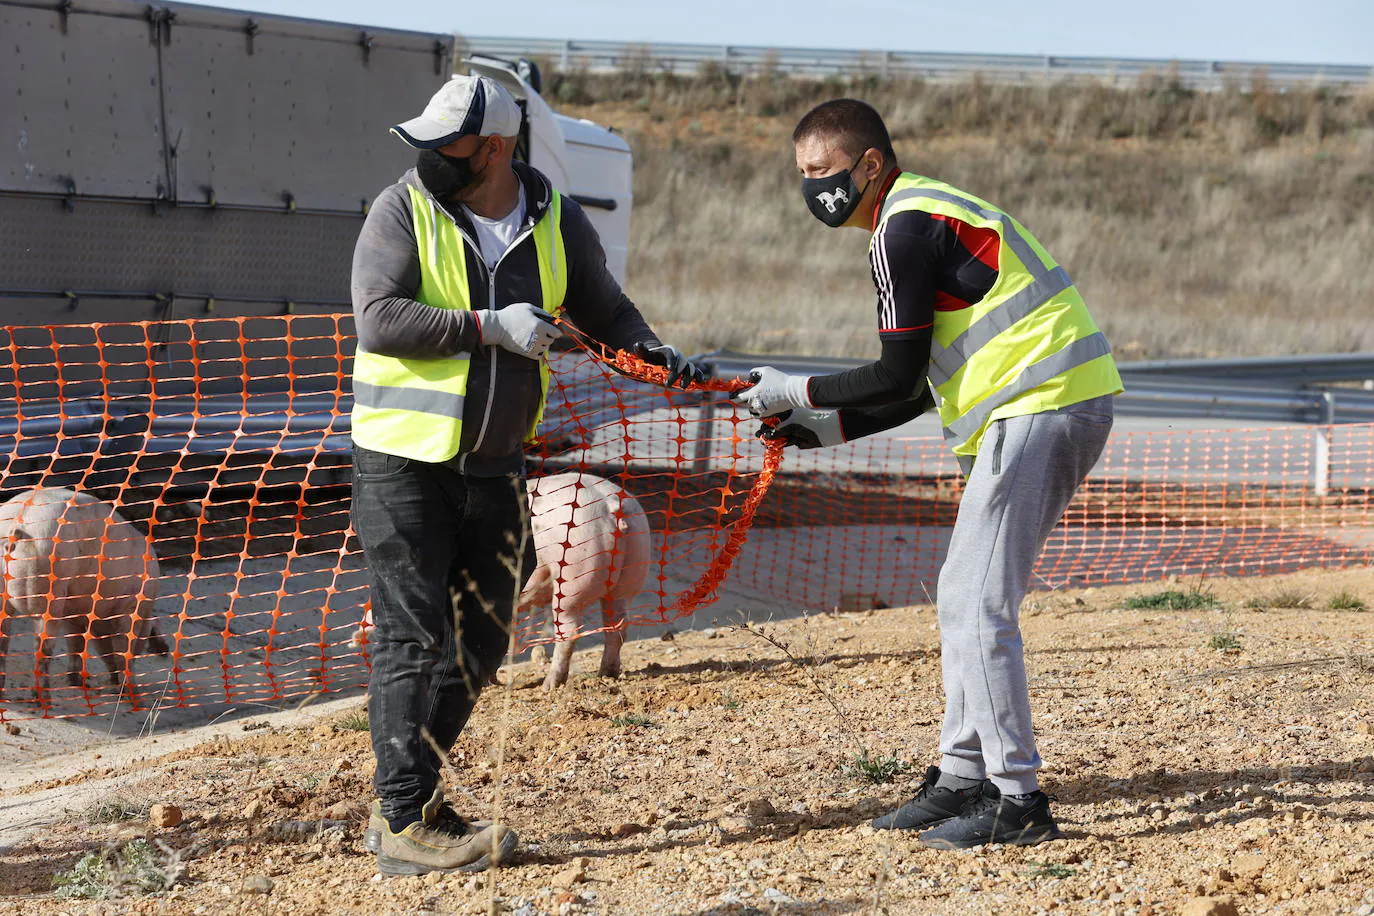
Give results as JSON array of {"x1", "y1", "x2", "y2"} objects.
[
  {"x1": 871, "y1": 766, "x2": 991, "y2": 831},
  {"x1": 918, "y1": 789, "x2": 1063, "y2": 849}
]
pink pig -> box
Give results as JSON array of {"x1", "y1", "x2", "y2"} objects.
[
  {"x1": 0, "y1": 487, "x2": 166, "y2": 700},
  {"x1": 351, "y1": 473, "x2": 650, "y2": 691},
  {"x1": 520, "y1": 473, "x2": 651, "y2": 690}
]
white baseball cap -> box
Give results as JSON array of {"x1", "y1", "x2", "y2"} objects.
[{"x1": 390, "y1": 75, "x2": 522, "y2": 149}]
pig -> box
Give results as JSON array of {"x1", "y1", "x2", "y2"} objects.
[
  {"x1": 520, "y1": 473, "x2": 651, "y2": 690},
  {"x1": 350, "y1": 472, "x2": 651, "y2": 691},
  {"x1": 0, "y1": 487, "x2": 167, "y2": 701}
]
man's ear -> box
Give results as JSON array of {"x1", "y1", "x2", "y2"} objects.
[
  {"x1": 861, "y1": 147, "x2": 885, "y2": 182},
  {"x1": 496, "y1": 134, "x2": 520, "y2": 161}
]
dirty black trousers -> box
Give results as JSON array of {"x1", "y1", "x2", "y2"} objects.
[{"x1": 351, "y1": 444, "x2": 536, "y2": 825}]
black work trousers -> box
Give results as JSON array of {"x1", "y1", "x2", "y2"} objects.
[{"x1": 351, "y1": 444, "x2": 535, "y2": 823}]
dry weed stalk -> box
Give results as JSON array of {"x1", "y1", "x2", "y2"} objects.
[
  {"x1": 728, "y1": 615, "x2": 861, "y2": 746},
  {"x1": 444, "y1": 480, "x2": 532, "y2": 916}
]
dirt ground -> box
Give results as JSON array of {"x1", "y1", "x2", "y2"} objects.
[{"x1": 1, "y1": 566, "x2": 1371, "y2": 916}]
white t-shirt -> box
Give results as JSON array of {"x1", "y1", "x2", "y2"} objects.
[{"x1": 462, "y1": 185, "x2": 526, "y2": 271}]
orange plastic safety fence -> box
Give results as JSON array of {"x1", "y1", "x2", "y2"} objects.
[
  {"x1": 549, "y1": 321, "x2": 786, "y2": 619},
  {"x1": 0, "y1": 315, "x2": 1370, "y2": 723}
]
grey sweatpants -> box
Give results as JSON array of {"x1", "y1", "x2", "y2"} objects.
[{"x1": 937, "y1": 394, "x2": 1114, "y2": 794}]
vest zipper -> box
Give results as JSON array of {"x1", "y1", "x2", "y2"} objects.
[
  {"x1": 420, "y1": 183, "x2": 542, "y2": 473},
  {"x1": 461, "y1": 216, "x2": 540, "y2": 472}
]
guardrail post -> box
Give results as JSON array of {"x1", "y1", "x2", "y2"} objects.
[
  {"x1": 691, "y1": 392, "x2": 718, "y2": 476},
  {"x1": 1312, "y1": 391, "x2": 1335, "y2": 496},
  {"x1": 561, "y1": 39, "x2": 571, "y2": 69}
]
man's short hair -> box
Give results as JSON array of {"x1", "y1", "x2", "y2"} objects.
[{"x1": 792, "y1": 99, "x2": 896, "y2": 163}]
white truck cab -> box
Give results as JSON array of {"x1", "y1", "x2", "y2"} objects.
[{"x1": 464, "y1": 56, "x2": 634, "y2": 284}]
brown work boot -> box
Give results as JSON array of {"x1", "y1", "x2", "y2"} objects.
[
  {"x1": 374, "y1": 787, "x2": 516, "y2": 875},
  {"x1": 364, "y1": 792, "x2": 498, "y2": 853},
  {"x1": 363, "y1": 799, "x2": 384, "y2": 853}
]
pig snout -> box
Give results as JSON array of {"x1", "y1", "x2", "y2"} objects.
[
  {"x1": 0, "y1": 487, "x2": 163, "y2": 702},
  {"x1": 520, "y1": 473, "x2": 650, "y2": 691}
]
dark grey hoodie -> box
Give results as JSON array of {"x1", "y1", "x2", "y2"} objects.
[{"x1": 351, "y1": 161, "x2": 659, "y2": 476}]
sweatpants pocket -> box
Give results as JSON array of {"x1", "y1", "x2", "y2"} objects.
[{"x1": 991, "y1": 420, "x2": 1007, "y2": 475}]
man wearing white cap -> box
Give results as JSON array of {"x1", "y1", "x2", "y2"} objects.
[{"x1": 350, "y1": 74, "x2": 704, "y2": 876}]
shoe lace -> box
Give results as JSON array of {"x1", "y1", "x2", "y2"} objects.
[
  {"x1": 430, "y1": 802, "x2": 471, "y2": 837},
  {"x1": 965, "y1": 792, "x2": 1002, "y2": 817},
  {"x1": 910, "y1": 774, "x2": 937, "y2": 803}
]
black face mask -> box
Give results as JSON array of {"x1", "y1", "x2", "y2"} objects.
[
  {"x1": 801, "y1": 155, "x2": 866, "y2": 227},
  {"x1": 416, "y1": 145, "x2": 488, "y2": 199}
]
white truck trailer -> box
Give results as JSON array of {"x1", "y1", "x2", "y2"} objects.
[{"x1": 0, "y1": 0, "x2": 634, "y2": 498}]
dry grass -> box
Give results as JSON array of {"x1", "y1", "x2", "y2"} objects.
[{"x1": 548, "y1": 68, "x2": 1374, "y2": 359}]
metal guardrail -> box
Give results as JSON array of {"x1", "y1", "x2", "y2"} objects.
[
  {"x1": 463, "y1": 36, "x2": 1374, "y2": 89},
  {"x1": 700, "y1": 349, "x2": 1374, "y2": 425},
  {"x1": 1112, "y1": 352, "x2": 1374, "y2": 384}
]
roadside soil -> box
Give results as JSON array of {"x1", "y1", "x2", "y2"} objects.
[{"x1": 1, "y1": 566, "x2": 1371, "y2": 916}]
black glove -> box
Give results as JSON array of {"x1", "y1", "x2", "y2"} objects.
[
  {"x1": 757, "y1": 409, "x2": 845, "y2": 450},
  {"x1": 633, "y1": 342, "x2": 708, "y2": 389}
]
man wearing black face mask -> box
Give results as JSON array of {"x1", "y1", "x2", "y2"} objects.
[
  {"x1": 735, "y1": 99, "x2": 1122, "y2": 850},
  {"x1": 349, "y1": 74, "x2": 706, "y2": 876}
]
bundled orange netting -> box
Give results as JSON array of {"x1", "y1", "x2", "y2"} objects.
[{"x1": 0, "y1": 314, "x2": 1370, "y2": 721}]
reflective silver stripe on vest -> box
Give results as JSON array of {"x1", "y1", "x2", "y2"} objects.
[
  {"x1": 943, "y1": 331, "x2": 1113, "y2": 448},
  {"x1": 881, "y1": 187, "x2": 1048, "y2": 279},
  {"x1": 881, "y1": 186, "x2": 1077, "y2": 388},
  {"x1": 927, "y1": 266, "x2": 1073, "y2": 387},
  {"x1": 356, "y1": 346, "x2": 471, "y2": 363},
  {"x1": 353, "y1": 381, "x2": 466, "y2": 419}
]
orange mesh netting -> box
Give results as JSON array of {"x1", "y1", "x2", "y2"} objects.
[{"x1": 0, "y1": 314, "x2": 1370, "y2": 721}]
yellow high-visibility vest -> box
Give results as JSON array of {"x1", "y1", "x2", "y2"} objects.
[
  {"x1": 351, "y1": 184, "x2": 567, "y2": 462},
  {"x1": 878, "y1": 173, "x2": 1123, "y2": 457}
]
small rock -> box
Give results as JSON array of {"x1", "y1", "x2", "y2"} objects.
[
  {"x1": 1355, "y1": 721, "x2": 1371, "y2": 736},
  {"x1": 1178, "y1": 896, "x2": 1239, "y2": 916},
  {"x1": 611, "y1": 822, "x2": 642, "y2": 838},
  {"x1": 423, "y1": 870, "x2": 444, "y2": 886},
  {"x1": 324, "y1": 800, "x2": 362, "y2": 821},
  {"x1": 553, "y1": 866, "x2": 586, "y2": 888},
  {"x1": 149, "y1": 804, "x2": 183, "y2": 828},
  {"x1": 763, "y1": 887, "x2": 798, "y2": 904},
  {"x1": 1231, "y1": 853, "x2": 1267, "y2": 877},
  {"x1": 741, "y1": 797, "x2": 777, "y2": 821},
  {"x1": 4, "y1": 724, "x2": 20, "y2": 736},
  {"x1": 552, "y1": 891, "x2": 580, "y2": 907},
  {"x1": 241, "y1": 875, "x2": 274, "y2": 895},
  {"x1": 243, "y1": 799, "x2": 265, "y2": 820}
]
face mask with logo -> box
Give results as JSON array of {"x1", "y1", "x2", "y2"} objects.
[
  {"x1": 416, "y1": 145, "x2": 489, "y2": 199},
  {"x1": 801, "y1": 155, "x2": 866, "y2": 227}
]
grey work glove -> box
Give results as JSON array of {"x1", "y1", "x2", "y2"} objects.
[
  {"x1": 731, "y1": 366, "x2": 814, "y2": 418},
  {"x1": 475, "y1": 302, "x2": 563, "y2": 359},
  {"x1": 758, "y1": 408, "x2": 845, "y2": 449},
  {"x1": 632, "y1": 342, "x2": 708, "y2": 389}
]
